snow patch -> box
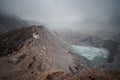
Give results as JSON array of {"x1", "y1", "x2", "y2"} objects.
[
  {"x1": 32, "y1": 33, "x2": 39, "y2": 39},
  {"x1": 72, "y1": 45, "x2": 110, "y2": 65}
]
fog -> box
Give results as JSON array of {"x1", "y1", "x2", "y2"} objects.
[{"x1": 0, "y1": 0, "x2": 120, "y2": 32}]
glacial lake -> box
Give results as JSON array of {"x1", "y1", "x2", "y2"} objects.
[{"x1": 72, "y1": 45, "x2": 110, "y2": 66}]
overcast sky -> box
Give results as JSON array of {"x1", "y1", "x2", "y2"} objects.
[{"x1": 0, "y1": 0, "x2": 120, "y2": 31}]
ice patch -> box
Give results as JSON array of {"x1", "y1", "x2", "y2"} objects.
[{"x1": 72, "y1": 45, "x2": 110, "y2": 65}]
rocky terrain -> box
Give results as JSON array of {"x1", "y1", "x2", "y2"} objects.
[
  {"x1": 71, "y1": 35, "x2": 120, "y2": 71},
  {"x1": 0, "y1": 26, "x2": 92, "y2": 80},
  {"x1": 36, "y1": 68, "x2": 120, "y2": 80},
  {"x1": 0, "y1": 23, "x2": 119, "y2": 80}
]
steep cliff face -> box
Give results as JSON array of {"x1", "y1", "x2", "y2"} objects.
[{"x1": 0, "y1": 26, "x2": 91, "y2": 80}]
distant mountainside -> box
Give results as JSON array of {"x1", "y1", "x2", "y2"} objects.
[
  {"x1": 55, "y1": 27, "x2": 120, "y2": 45},
  {"x1": 56, "y1": 28, "x2": 120, "y2": 71},
  {"x1": 0, "y1": 26, "x2": 92, "y2": 80},
  {"x1": 0, "y1": 14, "x2": 29, "y2": 33}
]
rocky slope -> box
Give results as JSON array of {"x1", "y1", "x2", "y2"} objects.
[
  {"x1": 0, "y1": 26, "x2": 92, "y2": 80},
  {"x1": 36, "y1": 68, "x2": 120, "y2": 80}
]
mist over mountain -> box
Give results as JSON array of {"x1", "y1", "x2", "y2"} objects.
[
  {"x1": 0, "y1": 13, "x2": 29, "y2": 33},
  {"x1": 0, "y1": 0, "x2": 120, "y2": 31},
  {"x1": 27, "y1": 20, "x2": 42, "y2": 26}
]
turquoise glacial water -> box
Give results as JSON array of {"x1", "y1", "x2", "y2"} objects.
[{"x1": 72, "y1": 45, "x2": 110, "y2": 66}]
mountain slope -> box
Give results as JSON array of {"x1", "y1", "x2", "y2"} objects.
[
  {"x1": 0, "y1": 14, "x2": 29, "y2": 33},
  {"x1": 0, "y1": 26, "x2": 92, "y2": 80}
]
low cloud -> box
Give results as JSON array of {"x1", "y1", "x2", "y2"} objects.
[{"x1": 0, "y1": 0, "x2": 120, "y2": 32}]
